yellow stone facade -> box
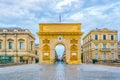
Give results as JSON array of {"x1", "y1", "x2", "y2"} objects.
[
  {"x1": 118, "y1": 42, "x2": 120, "y2": 59},
  {"x1": 0, "y1": 28, "x2": 37, "y2": 64},
  {"x1": 83, "y1": 28, "x2": 118, "y2": 63},
  {"x1": 37, "y1": 23, "x2": 83, "y2": 64}
]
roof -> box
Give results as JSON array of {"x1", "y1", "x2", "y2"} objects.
[
  {"x1": 0, "y1": 27, "x2": 28, "y2": 32},
  {"x1": 83, "y1": 28, "x2": 117, "y2": 40}
]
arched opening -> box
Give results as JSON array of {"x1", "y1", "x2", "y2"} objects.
[{"x1": 55, "y1": 44, "x2": 65, "y2": 63}]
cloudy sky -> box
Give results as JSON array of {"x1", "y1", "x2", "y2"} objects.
[{"x1": 0, "y1": 0, "x2": 120, "y2": 43}]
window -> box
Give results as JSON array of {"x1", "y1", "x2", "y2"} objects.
[
  {"x1": 118, "y1": 48, "x2": 120, "y2": 53},
  {"x1": 95, "y1": 35, "x2": 98, "y2": 40},
  {"x1": 35, "y1": 50, "x2": 37, "y2": 55},
  {"x1": 58, "y1": 36, "x2": 62, "y2": 41},
  {"x1": 103, "y1": 53, "x2": 106, "y2": 60},
  {"x1": 111, "y1": 53, "x2": 114, "y2": 60},
  {"x1": 0, "y1": 42, "x2": 2, "y2": 49},
  {"x1": 118, "y1": 55, "x2": 120, "y2": 60},
  {"x1": 95, "y1": 53, "x2": 98, "y2": 59},
  {"x1": 103, "y1": 35, "x2": 106, "y2": 40},
  {"x1": 103, "y1": 44, "x2": 106, "y2": 48},
  {"x1": 95, "y1": 44, "x2": 98, "y2": 49},
  {"x1": 20, "y1": 42, "x2": 24, "y2": 49},
  {"x1": 8, "y1": 42, "x2": 12, "y2": 49},
  {"x1": 111, "y1": 35, "x2": 114, "y2": 40},
  {"x1": 20, "y1": 57, "x2": 23, "y2": 62},
  {"x1": 111, "y1": 44, "x2": 114, "y2": 50},
  {"x1": 31, "y1": 44, "x2": 32, "y2": 50},
  {"x1": 31, "y1": 41, "x2": 33, "y2": 50}
]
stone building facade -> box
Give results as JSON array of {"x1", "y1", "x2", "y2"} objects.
[
  {"x1": 83, "y1": 28, "x2": 118, "y2": 63},
  {"x1": 118, "y1": 41, "x2": 120, "y2": 59},
  {"x1": 0, "y1": 27, "x2": 37, "y2": 64},
  {"x1": 34, "y1": 44, "x2": 39, "y2": 63}
]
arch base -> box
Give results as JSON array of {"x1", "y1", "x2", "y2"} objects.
[
  {"x1": 39, "y1": 60, "x2": 55, "y2": 64},
  {"x1": 66, "y1": 59, "x2": 82, "y2": 64}
]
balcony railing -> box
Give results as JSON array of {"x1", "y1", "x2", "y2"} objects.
[{"x1": 100, "y1": 48, "x2": 111, "y2": 51}]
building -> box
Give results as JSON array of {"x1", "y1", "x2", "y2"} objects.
[
  {"x1": 34, "y1": 44, "x2": 39, "y2": 63},
  {"x1": 118, "y1": 41, "x2": 120, "y2": 59},
  {"x1": 83, "y1": 28, "x2": 118, "y2": 63},
  {"x1": 0, "y1": 27, "x2": 36, "y2": 64}
]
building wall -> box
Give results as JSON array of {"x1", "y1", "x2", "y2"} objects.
[
  {"x1": 83, "y1": 28, "x2": 118, "y2": 63},
  {"x1": 0, "y1": 28, "x2": 37, "y2": 64},
  {"x1": 34, "y1": 44, "x2": 40, "y2": 63},
  {"x1": 118, "y1": 42, "x2": 120, "y2": 59}
]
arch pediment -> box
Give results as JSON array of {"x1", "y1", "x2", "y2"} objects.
[
  {"x1": 7, "y1": 38, "x2": 14, "y2": 41},
  {"x1": 18, "y1": 39, "x2": 25, "y2": 41},
  {"x1": 0, "y1": 39, "x2": 3, "y2": 41}
]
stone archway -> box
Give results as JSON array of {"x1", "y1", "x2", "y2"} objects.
[
  {"x1": 54, "y1": 43, "x2": 65, "y2": 63},
  {"x1": 37, "y1": 23, "x2": 83, "y2": 64}
]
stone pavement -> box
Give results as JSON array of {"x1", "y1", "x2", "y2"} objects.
[{"x1": 0, "y1": 62, "x2": 120, "y2": 80}]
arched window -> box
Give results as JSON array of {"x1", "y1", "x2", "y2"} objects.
[
  {"x1": 8, "y1": 42, "x2": 12, "y2": 49},
  {"x1": 0, "y1": 39, "x2": 3, "y2": 49},
  {"x1": 8, "y1": 39, "x2": 14, "y2": 49},
  {"x1": 20, "y1": 42, "x2": 24, "y2": 49},
  {"x1": 18, "y1": 39, "x2": 25, "y2": 49}
]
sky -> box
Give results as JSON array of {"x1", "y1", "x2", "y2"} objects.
[{"x1": 0, "y1": 0, "x2": 120, "y2": 43}]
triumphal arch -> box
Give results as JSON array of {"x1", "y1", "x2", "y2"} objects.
[{"x1": 37, "y1": 23, "x2": 83, "y2": 64}]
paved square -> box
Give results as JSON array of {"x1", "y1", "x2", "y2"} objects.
[{"x1": 0, "y1": 62, "x2": 120, "y2": 80}]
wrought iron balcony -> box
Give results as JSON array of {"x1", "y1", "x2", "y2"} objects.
[{"x1": 100, "y1": 48, "x2": 111, "y2": 51}]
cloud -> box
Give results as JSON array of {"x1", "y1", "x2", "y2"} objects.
[
  {"x1": 54, "y1": 0, "x2": 84, "y2": 13},
  {"x1": 0, "y1": 0, "x2": 120, "y2": 42},
  {"x1": 55, "y1": 0, "x2": 75, "y2": 11}
]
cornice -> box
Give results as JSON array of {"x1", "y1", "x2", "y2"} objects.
[{"x1": 37, "y1": 32, "x2": 83, "y2": 36}]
